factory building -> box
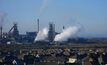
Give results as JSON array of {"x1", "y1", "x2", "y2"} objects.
[
  {"x1": 26, "y1": 32, "x2": 37, "y2": 42},
  {"x1": 8, "y1": 23, "x2": 19, "y2": 41},
  {"x1": 0, "y1": 19, "x2": 58, "y2": 44},
  {"x1": 17, "y1": 19, "x2": 39, "y2": 43},
  {"x1": 12, "y1": 23, "x2": 19, "y2": 41},
  {"x1": 48, "y1": 23, "x2": 55, "y2": 42}
]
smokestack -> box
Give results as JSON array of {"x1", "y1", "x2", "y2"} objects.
[
  {"x1": 0, "y1": 26, "x2": 2, "y2": 38},
  {"x1": 63, "y1": 26, "x2": 65, "y2": 30},
  {"x1": 37, "y1": 19, "x2": 39, "y2": 33}
]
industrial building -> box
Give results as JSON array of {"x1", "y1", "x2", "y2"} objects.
[
  {"x1": 48, "y1": 22, "x2": 55, "y2": 42},
  {"x1": 0, "y1": 20, "x2": 38, "y2": 43},
  {"x1": 0, "y1": 18, "x2": 40, "y2": 43},
  {"x1": 8, "y1": 23, "x2": 19, "y2": 41}
]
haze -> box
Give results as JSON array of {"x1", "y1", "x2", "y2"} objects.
[{"x1": 0, "y1": 0, "x2": 107, "y2": 38}]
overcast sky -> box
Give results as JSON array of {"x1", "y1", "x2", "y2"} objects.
[{"x1": 0, "y1": 0, "x2": 107, "y2": 38}]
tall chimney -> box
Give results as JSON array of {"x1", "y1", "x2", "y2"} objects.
[
  {"x1": 63, "y1": 26, "x2": 65, "y2": 30},
  {"x1": 37, "y1": 19, "x2": 39, "y2": 33},
  {"x1": 0, "y1": 26, "x2": 2, "y2": 38}
]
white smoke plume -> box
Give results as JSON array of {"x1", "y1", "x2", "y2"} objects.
[
  {"x1": 54, "y1": 26, "x2": 80, "y2": 41},
  {"x1": 39, "y1": 0, "x2": 49, "y2": 17},
  {"x1": 34, "y1": 28, "x2": 48, "y2": 42}
]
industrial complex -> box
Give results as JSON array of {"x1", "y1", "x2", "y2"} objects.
[
  {"x1": 0, "y1": 19, "x2": 58, "y2": 44},
  {"x1": 0, "y1": 19, "x2": 107, "y2": 65}
]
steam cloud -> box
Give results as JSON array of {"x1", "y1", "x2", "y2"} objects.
[
  {"x1": 54, "y1": 26, "x2": 80, "y2": 41},
  {"x1": 34, "y1": 28, "x2": 48, "y2": 42},
  {"x1": 39, "y1": 0, "x2": 49, "y2": 17}
]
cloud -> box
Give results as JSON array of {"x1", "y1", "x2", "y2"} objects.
[
  {"x1": 38, "y1": 0, "x2": 49, "y2": 17},
  {"x1": 34, "y1": 28, "x2": 48, "y2": 42},
  {"x1": 54, "y1": 26, "x2": 80, "y2": 41}
]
